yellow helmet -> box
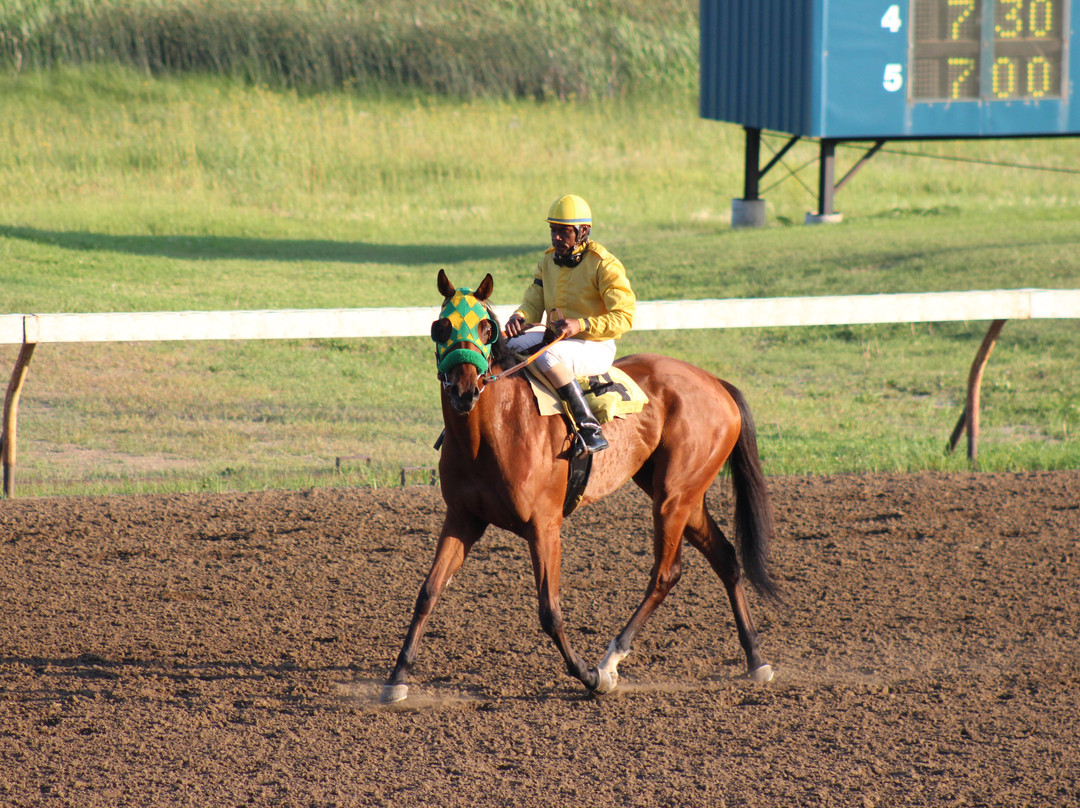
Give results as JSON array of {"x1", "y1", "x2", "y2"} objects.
[{"x1": 546, "y1": 194, "x2": 592, "y2": 227}]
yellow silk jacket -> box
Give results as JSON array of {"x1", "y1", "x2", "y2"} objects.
[{"x1": 513, "y1": 241, "x2": 635, "y2": 341}]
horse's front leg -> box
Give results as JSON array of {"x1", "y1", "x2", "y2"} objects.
[
  {"x1": 380, "y1": 511, "x2": 486, "y2": 704},
  {"x1": 527, "y1": 525, "x2": 600, "y2": 693},
  {"x1": 592, "y1": 494, "x2": 688, "y2": 695}
]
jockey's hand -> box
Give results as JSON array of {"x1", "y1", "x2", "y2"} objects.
[
  {"x1": 505, "y1": 312, "x2": 528, "y2": 338},
  {"x1": 550, "y1": 317, "x2": 582, "y2": 339}
]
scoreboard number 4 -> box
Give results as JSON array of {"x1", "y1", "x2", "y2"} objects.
[{"x1": 881, "y1": 4, "x2": 903, "y2": 32}]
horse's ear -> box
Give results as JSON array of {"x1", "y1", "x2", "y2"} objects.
[
  {"x1": 437, "y1": 269, "x2": 454, "y2": 298},
  {"x1": 474, "y1": 273, "x2": 494, "y2": 302}
]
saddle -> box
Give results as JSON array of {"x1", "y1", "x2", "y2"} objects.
[
  {"x1": 522, "y1": 363, "x2": 648, "y2": 517},
  {"x1": 523, "y1": 365, "x2": 648, "y2": 423}
]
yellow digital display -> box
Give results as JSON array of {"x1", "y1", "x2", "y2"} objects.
[{"x1": 911, "y1": 0, "x2": 1065, "y2": 100}]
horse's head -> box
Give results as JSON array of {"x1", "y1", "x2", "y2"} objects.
[{"x1": 431, "y1": 269, "x2": 499, "y2": 413}]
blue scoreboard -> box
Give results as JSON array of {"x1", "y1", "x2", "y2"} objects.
[{"x1": 700, "y1": 0, "x2": 1078, "y2": 219}]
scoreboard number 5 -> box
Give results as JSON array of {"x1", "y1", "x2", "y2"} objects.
[{"x1": 883, "y1": 64, "x2": 904, "y2": 92}]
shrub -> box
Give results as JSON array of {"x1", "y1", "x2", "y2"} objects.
[{"x1": 0, "y1": 0, "x2": 699, "y2": 98}]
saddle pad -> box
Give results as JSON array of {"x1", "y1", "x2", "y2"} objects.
[{"x1": 526, "y1": 365, "x2": 649, "y2": 424}]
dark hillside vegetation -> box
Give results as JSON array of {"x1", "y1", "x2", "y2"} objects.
[{"x1": 0, "y1": 0, "x2": 698, "y2": 97}]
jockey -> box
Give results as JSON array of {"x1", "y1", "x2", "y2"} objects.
[{"x1": 505, "y1": 194, "x2": 636, "y2": 456}]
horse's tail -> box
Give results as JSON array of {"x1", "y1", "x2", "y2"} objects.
[{"x1": 721, "y1": 380, "x2": 781, "y2": 602}]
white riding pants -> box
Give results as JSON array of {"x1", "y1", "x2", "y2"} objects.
[{"x1": 507, "y1": 326, "x2": 617, "y2": 380}]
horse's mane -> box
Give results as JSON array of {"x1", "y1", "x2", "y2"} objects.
[{"x1": 483, "y1": 302, "x2": 516, "y2": 370}]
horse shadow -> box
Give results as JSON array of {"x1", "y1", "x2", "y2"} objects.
[
  {"x1": 0, "y1": 652, "x2": 360, "y2": 710},
  {"x1": 0, "y1": 653, "x2": 584, "y2": 709}
]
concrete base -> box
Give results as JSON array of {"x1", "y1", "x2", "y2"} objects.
[
  {"x1": 731, "y1": 198, "x2": 767, "y2": 228},
  {"x1": 804, "y1": 211, "x2": 844, "y2": 225}
]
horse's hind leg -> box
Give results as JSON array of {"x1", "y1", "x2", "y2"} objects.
[
  {"x1": 685, "y1": 504, "x2": 773, "y2": 682},
  {"x1": 380, "y1": 509, "x2": 486, "y2": 704}
]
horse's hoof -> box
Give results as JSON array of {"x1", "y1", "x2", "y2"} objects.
[
  {"x1": 379, "y1": 684, "x2": 409, "y2": 704},
  {"x1": 749, "y1": 664, "x2": 774, "y2": 684},
  {"x1": 591, "y1": 668, "x2": 619, "y2": 696}
]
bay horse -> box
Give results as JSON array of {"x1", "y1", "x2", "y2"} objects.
[{"x1": 380, "y1": 270, "x2": 778, "y2": 703}]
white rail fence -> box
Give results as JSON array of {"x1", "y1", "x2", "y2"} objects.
[{"x1": 4, "y1": 288, "x2": 1079, "y2": 496}]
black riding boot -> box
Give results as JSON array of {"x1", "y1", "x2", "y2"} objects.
[{"x1": 556, "y1": 381, "x2": 609, "y2": 456}]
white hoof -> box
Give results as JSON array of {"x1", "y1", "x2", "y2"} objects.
[
  {"x1": 592, "y1": 667, "x2": 619, "y2": 695},
  {"x1": 749, "y1": 664, "x2": 774, "y2": 684},
  {"x1": 592, "y1": 638, "x2": 628, "y2": 696},
  {"x1": 379, "y1": 683, "x2": 409, "y2": 704}
]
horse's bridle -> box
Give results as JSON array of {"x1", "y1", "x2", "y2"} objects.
[
  {"x1": 432, "y1": 289, "x2": 567, "y2": 394},
  {"x1": 431, "y1": 288, "x2": 497, "y2": 377}
]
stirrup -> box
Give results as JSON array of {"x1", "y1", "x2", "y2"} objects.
[{"x1": 572, "y1": 428, "x2": 608, "y2": 457}]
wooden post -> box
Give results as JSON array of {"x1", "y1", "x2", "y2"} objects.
[
  {"x1": 2, "y1": 343, "x2": 37, "y2": 498},
  {"x1": 946, "y1": 320, "x2": 1007, "y2": 467}
]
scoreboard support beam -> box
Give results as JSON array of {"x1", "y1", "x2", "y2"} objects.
[
  {"x1": 734, "y1": 129, "x2": 889, "y2": 227},
  {"x1": 743, "y1": 126, "x2": 762, "y2": 199},
  {"x1": 732, "y1": 127, "x2": 802, "y2": 228},
  {"x1": 807, "y1": 138, "x2": 887, "y2": 224},
  {"x1": 836, "y1": 140, "x2": 886, "y2": 193},
  {"x1": 806, "y1": 139, "x2": 843, "y2": 224}
]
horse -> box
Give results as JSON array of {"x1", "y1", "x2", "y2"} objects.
[{"x1": 380, "y1": 270, "x2": 779, "y2": 703}]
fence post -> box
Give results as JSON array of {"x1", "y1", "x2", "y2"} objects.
[
  {"x1": 2, "y1": 343, "x2": 37, "y2": 499},
  {"x1": 946, "y1": 320, "x2": 1007, "y2": 467}
]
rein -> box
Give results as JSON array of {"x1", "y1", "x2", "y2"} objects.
[{"x1": 481, "y1": 332, "x2": 566, "y2": 387}]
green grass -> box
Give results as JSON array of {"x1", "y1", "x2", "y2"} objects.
[
  {"x1": 0, "y1": 0, "x2": 697, "y2": 99},
  {"x1": 2, "y1": 63, "x2": 1079, "y2": 497}
]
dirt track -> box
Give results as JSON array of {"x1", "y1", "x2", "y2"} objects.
[{"x1": 1, "y1": 471, "x2": 1078, "y2": 807}]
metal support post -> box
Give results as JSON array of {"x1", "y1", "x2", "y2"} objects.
[{"x1": 732, "y1": 127, "x2": 767, "y2": 227}]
